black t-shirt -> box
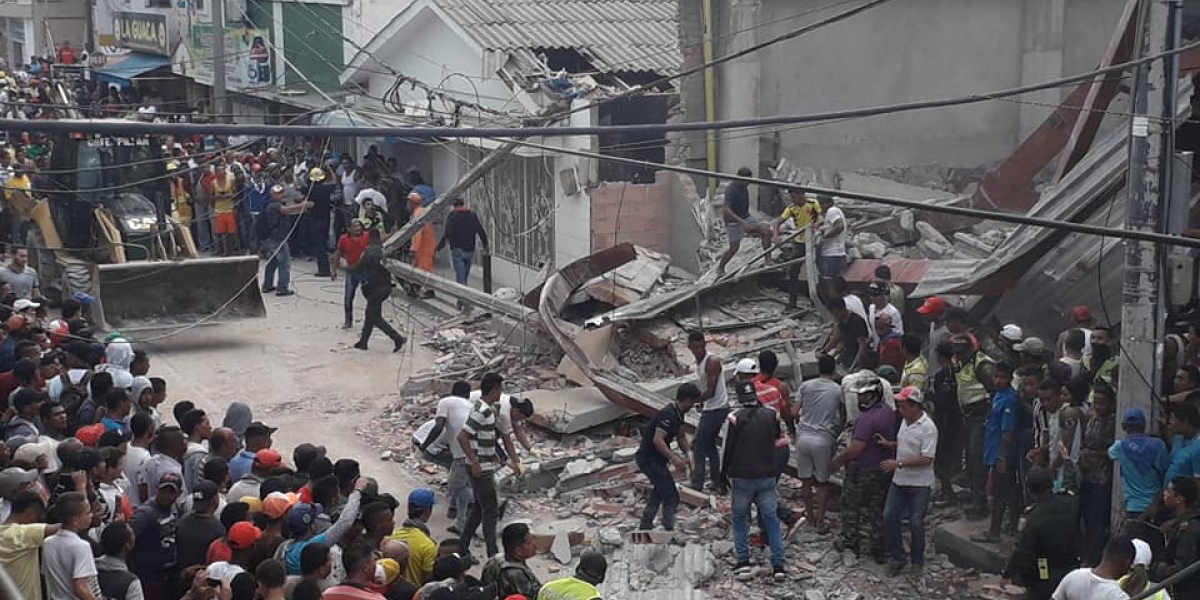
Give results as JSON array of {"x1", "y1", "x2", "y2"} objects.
[
  {"x1": 265, "y1": 202, "x2": 292, "y2": 242},
  {"x1": 388, "y1": 580, "x2": 420, "y2": 600},
  {"x1": 175, "y1": 512, "x2": 225, "y2": 570},
  {"x1": 837, "y1": 314, "x2": 870, "y2": 368},
  {"x1": 637, "y1": 403, "x2": 684, "y2": 463},
  {"x1": 305, "y1": 183, "x2": 335, "y2": 215}
]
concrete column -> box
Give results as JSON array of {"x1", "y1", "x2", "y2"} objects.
[
  {"x1": 674, "y1": 0, "x2": 707, "y2": 174},
  {"x1": 716, "y1": 0, "x2": 762, "y2": 178},
  {"x1": 1019, "y1": 0, "x2": 1066, "y2": 139}
]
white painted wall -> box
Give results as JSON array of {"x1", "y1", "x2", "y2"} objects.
[{"x1": 342, "y1": 0, "x2": 415, "y2": 66}]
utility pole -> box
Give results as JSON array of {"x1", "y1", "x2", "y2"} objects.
[
  {"x1": 1115, "y1": 0, "x2": 1176, "y2": 524},
  {"x1": 211, "y1": 0, "x2": 231, "y2": 123}
]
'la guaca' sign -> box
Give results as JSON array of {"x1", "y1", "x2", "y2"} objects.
[{"x1": 114, "y1": 12, "x2": 170, "y2": 56}]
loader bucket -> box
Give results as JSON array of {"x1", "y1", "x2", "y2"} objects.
[{"x1": 93, "y1": 256, "x2": 266, "y2": 331}]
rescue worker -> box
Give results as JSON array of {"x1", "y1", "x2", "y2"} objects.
[
  {"x1": 1002, "y1": 467, "x2": 1080, "y2": 600},
  {"x1": 408, "y1": 192, "x2": 436, "y2": 298},
  {"x1": 537, "y1": 549, "x2": 607, "y2": 600},
  {"x1": 952, "y1": 333, "x2": 996, "y2": 520}
]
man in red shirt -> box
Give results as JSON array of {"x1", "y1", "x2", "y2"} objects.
[
  {"x1": 331, "y1": 218, "x2": 372, "y2": 329},
  {"x1": 57, "y1": 41, "x2": 76, "y2": 64}
]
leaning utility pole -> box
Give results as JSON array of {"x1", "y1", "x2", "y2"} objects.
[
  {"x1": 211, "y1": 0, "x2": 232, "y2": 123},
  {"x1": 1115, "y1": 0, "x2": 1177, "y2": 523}
]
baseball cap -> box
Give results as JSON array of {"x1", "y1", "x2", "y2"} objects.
[
  {"x1": 227, "y1": 522, "x2": 263, "y2": 549},
  {"x1": 895, "y1": 386, "x2": 925, "y2": 404},
  {"x1": 157, "y1": 471, "x2": 183, "y2": 491},
  {"x1": 13, "y1": 299, "x2": 39, "y2": 311},
  {"x1": 0, "y1": 467, "x2": 39, "y2": 498},
  {"x1": 254, "y1": 449, "x2": 283, "y2": 469},
  {"x1": 377, "y1": 559, "x2": 401, "y2": 586},
  {"x1": 867, "y1": 282, "x2": 886, "y2": 295},
  {"x1": 1013, "y1": 337, "x2": 1047, "y2": 354},
  {"x1": 1133, "y1": 539, "x2": 1153, "y2": 567},
  {"x1": 408, "y1": 488, "x2": 437, "y2": 510},
  {"x1": 1122, "y1": 408, "x2": 1147, "y2": 426},
  {"x1": 205, "y1": 561, "x2": 246, "y2": 585},
  {"x1": 262, "y1": 491, "x2": 298, "y2": 520},
  {"x1": 244, "y1": 422, "x2": 278, "y2": 438},
  {"x1": 287, "y1": 503, "x2": 321, "y2": 538},
  {"x1": 240, "y1": 496, "x2": 263, "y2": 513},
  {"x1": 999, "y1": 324, "x2": 1023, "y2": 342},
  {"x1": 191, "y1": 480, "x2": 218, "y2": 504},
  {"x1": 916, "y1": 296, "x2": 946, "y2": 315},
  {"x1": 735, "y1": 358, "x2": 759, "y2": 374},
  {"x1": 432, "y1": 554, "x2": 473, "y2": 580}
]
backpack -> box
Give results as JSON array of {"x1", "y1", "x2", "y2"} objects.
[
  {"x1": 59, "y1": 371, "x2": 93, "y2": 432},
  {"x1": 255, "y1": 208, "x2": 274, "y2": 241}
]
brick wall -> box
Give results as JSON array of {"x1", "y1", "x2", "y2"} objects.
[{"x1": 590, "y1": 172, "x2": 676, "y2": 253}]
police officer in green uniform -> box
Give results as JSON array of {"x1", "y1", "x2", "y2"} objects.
[
  {"x1": 1003, "y1": 467, "x2": 1080, "y2": 600},
  {"x1": 953, "y1": 334, "x2": 996, "y2": 519}
]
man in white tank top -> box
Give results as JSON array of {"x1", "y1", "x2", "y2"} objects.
[{"x1": 687, "y1": 330, "x2": 729, "y2": 491}]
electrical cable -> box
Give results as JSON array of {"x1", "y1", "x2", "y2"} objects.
[{"x1": 11, "y1": 37, "x2": 1200, "y2": 140}]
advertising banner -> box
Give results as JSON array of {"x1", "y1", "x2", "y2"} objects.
[
  {"x1": 179, "y1": 25, "x2": 272, "y2": 90},
  {"x1": 114, "y1": 12, "x2": 170, "y2": 56}
]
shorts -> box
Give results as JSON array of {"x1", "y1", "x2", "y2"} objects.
[
  {"x1": 794, "y1": 431, "x2": 835, "y2": 482},
  {"x1": 213, "y1": 211, "x2": 238, "y2": 234},
  {"x1": 724, "y1": 215, "x2": 761, "y2": 246}
]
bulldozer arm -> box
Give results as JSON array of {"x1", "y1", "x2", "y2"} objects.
[{"x1": 94, "y1": 256, "x2": 266, "y2": 332}]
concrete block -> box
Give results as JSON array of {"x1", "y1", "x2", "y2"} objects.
[
  {"x1": 933, "y1": 519, "x2": 1007, "y2": 574},
  {"x1": 677, "y1": 485, "x2": 711, "y2": 508}
]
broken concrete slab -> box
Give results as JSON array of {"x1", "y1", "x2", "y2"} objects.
[
  {"x1": 934, "y1": 519, "x2": 1007, "y2": 574},
  {"x1": 525, "y1": 387, "x2": 634, "y2": 435},
  {"x1": 557, "y1": 325, "x2": 620, "y2": 386}
]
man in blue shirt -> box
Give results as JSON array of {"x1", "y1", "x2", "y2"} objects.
[
  {"x1": 1165, "y1": 402, "x2": 1200, "y2": 485},
  {"x1": 229, "y1": 421, "x2": 277, "y2": 482},
  {"x1": 976, "y1": 362, "x2": 1019, "y2": 543},
  {"x1": 716, "y1": 167, "x2": 772, "y2": 276},
  {"x1": 1108, "y1": 407, "x2": 1168, "y2": 520}
]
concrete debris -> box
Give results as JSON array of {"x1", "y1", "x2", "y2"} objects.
[
  {"x1": 562, "y1": 457, "x2": 609, "y2": 479},
  {"x1": 551, "y1": 531, "x2": 573, "y2": 564}
]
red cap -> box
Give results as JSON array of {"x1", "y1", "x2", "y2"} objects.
[
  {"x1": 254, "y1": 449, "x2": 283, "y2": 469},
  {"x1": 1072, "y1": 305, "x2": 1092, "y2": 323},
  {"x1": 227, "y1": 522, "x2": 262, "y2": 549},
  {"x1": 916, "y1": 296, "x2": 946, "y2": 315}
]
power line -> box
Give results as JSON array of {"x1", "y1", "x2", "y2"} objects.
[{"x1": 8, "y1": 38, "x2": 1195, "y2": 140}]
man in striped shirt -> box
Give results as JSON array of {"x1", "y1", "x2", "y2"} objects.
[{"x1": 457, "y1": 372, "x2": 504, "y2": 557}]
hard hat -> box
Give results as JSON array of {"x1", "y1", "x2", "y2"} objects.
[
  {"x1": 165, "y1": 161, "x2": 179, "y2": 172},
  {"x1": 307, "y1": 167, "x2": 326, "y2": 182}
]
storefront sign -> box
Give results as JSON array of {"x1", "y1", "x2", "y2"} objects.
[
  {"x1": 175, "y1": 25, "x2": 272, "y2": 91},
  {"x1": 114, "y1": 12, "x2": 170, "y2": 56}
]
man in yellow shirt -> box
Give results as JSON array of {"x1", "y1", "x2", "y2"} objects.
[
  {"x1": 537, "y1": 549, "x2": 606, "y2": 600},
  {"x1": 5, "y1": 166, "x2": 33, "y2": 250},
  {"x1": 774, "y1": 187, "x2": 821, "y2": 309},
  {"x1": 0, "y1": 488, "x2": 60, "y2": 600},
  {"x1": 203, "y1": 162, "x2": 239, "y2": 255},
  {"x1": 387, "y1": 488, "x2": 437, "y2": 586}
]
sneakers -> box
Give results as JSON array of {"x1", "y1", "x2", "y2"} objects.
[
  {"x1": 772, "y1": 566, "x2": 786, "y2": 581},
  {"x1": 353, "y1": 342, "x2": 369, "y2": 351},
  {"x1": 276, "y1": 289, "x2": 295, "y2": 297},
  {"x1": 886, "y1": 561, "x2": 905, "y2": 577},
  {"x1": 393, "y1": 337, "x2": 408, "y2": 353},
  {"x1": 733, "y1": 562, "x2": 755, "y2": 575},
  {"x1": 262, "y1": 286, "x2": 276, "y2": 293},
  {"x1": 341, "y1": 322, "x2": 353, "y2": 330}
]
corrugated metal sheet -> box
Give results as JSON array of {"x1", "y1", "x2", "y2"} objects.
[{"x1": 434, "y1": 0, "x2": 680, "y2": 75}]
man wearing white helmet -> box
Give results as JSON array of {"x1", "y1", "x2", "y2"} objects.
[{"x1": 830, "y1": 376, "x2": 899, "y2": 564}]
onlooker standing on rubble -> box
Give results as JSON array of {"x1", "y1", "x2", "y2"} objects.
[
  {"x1": 820, "y1": 297, "x2": 869, "y2": 372},
  {"x1": 415, "y1": 381, "x2": 472, "y2": 532},
  {"x1": 874, "y1": 265, "x2": 906, "y2": 314},
  {"x1": 867, "y1": 282, "x2": 904, "y2": 345},
  {"x1": 437, "y1": 198, "x2": 489, "y2": 311},
  {"x1": 717, "y1": 168, "x2": 772, "y2": 276},
  {"x1": 875, "y1": 314, "x2": 904, "y2": 371},
  {"x1": 831, "y1": 377, "x2": 899, "y2": 563},
  {"x1": 881, "y1": 386, "x2": 937, "y2": 578},
  {"x1": 793, "y1": 355, "x2": 845, "y2": 534},
  {"x1": 953, "y1": 334, "x2": 995, "y2": 519},
  {"x1": 1078, "y1": 383, "x2": 1116, "y2": 566},
  {"x1": 687, "y1": 331, "x2": 728, "y2": 493},
  {"x1": 975, "y1": 362, "x2": 1019, "y2": 543},
  {"x1": 636, "y1": 384, "x2": 699, "y2": 532},
  {"x1": 774, "y1": 188, "x2": 820, "y2": 308},
  {"x1": 816, "y1": 194, "x2": 847, "y2": 277},
  {"x1": 997, "y1": 324, "x2": 1025, "y2": 366},
  {"x1": 457, "y1": 372, "x2": 504, "y2": 557},
  {"x1": 930, "y1": 341, "x2": 960, "y2": 503},
  {"x1": 721, "y1": 381, "x2": 786, "y2": 580},
  {"x1": 1057, "y1": 330, "x2": 1087, "y2": 382},
  {"x1": 917, "y1": 296, "x2": 949, "y2": 373},
  {"x1": 1002, "y1": 467, "x2": 1081, "y2": 600},
  {"x1": 1056, "y1": 306, "x2": 1094, "y2": 359}
]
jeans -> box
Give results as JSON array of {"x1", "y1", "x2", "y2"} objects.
[
  {"x1": 817, "y1": 255, "x2": 846, "y2": 278},
  {"x1": 691, "y1": 408, "x2": 728, "y2": 490},
  {"x1": 195, "y1": 201, "x2": 214, "y2": 250},
  {"x1": 308, "y1": 218, "x2": 331, "y2": 274},
  {"x1": 359, "y1": 287, "x2": 405, "y2": 347},
  {"x1": 448, "y1": 458, "x2": 474, "y2": 531},
  {"x1": 262, "y1": 241, "x2": 291, "y2": 292},
  {"x1": 461, "y1": 471, "x2": 499, "y2": 556},
  {"x1": 637, "y1": 453, "x2": 679, "y2": 530},
  {"x1": 731, "y1": 477, "x2": 784, "y2": 568},
  {"x1": 450, "y1": 248, "x2": 474, "y2": 285},
  {"x1": 963, "y1": 403, "x2": 989, "y2": 508},
  {"x1": 884, "y1": 484, "x2": 932, "y2": 566},
  {"x1": 1080, "y1": 480, "x2": 1112, "y2": 566},
  {"x1": 343, "y1": 272, "x2": 363, "y2": 325}
]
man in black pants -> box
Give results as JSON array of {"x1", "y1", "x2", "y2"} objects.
[{"x1": 351, "y1": 228, "x2": 407, "y2": 352}]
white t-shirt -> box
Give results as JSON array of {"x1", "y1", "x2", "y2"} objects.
[
  {"x1": 42, "y1": 530, "x2": 101, "y2": 600},
  {"x1": 892, "y1": 412, "x2": 938, "y2": 487},
  {"x1": 1052, "y1": 568, "x2": 1130, "y2": 600},
  {"x1": 355, "y1": 188, "x2": 387, "y2": 212},
  {"x1": 433, "y1": 395, "x2": 473, "y2": 458},
  {"x1": 819, "y1": 206, "x2": 847, "y2": 257},
  {"x1": 124, "y1": 445, "x2": 151, "y2": 506},
  {"x1": 844, "y1": 294, "x2": 869, "y2": 327},
  {"x1": 868, "y1": 302, "x2": 905, "y2": 345},
  {"x1": 470, "y1": 391, "x2": 515, "y2": 435}
]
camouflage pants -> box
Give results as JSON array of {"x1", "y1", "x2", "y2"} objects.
[{"x1": 841, "y1": 467, "x2": 889, "y2": 558}]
